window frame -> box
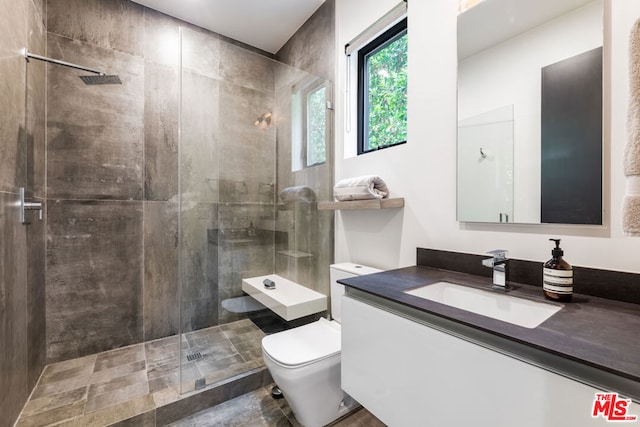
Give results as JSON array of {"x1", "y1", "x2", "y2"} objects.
[
  {"x1": 357, "y1": 17, "x2": 408, "y2": 155},
  {"x1": 303, "y1": 81, "x2": 327, "y2": 168},
  {"x1": 291, "y1": 76, "x2": 329, "y2": 171}
]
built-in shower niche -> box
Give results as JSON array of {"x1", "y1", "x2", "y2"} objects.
[
  {"x1": 214, "y1": 179, "x2": 276, "y2": 205},
  {"x1": 201, "y1": 195, "x2": 324, "y2": 330},
  {"x1": 275, "y1": 198, "x2": 317, "y2": 286},
  {"x1": 207, "y1": 222, "x2": 287, "y2": 326}
]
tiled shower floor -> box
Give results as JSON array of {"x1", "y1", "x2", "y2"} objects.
[{"x1": 15, "y1": 319, "x2": 266, "y2": 426}]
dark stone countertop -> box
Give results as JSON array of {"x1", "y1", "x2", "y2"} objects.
[{"x1": 339, "y1": 266, "x2": 640, "y2": 384}]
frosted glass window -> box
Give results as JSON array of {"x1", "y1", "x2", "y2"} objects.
[{"x1": 307, "y1": 85, "x2": 326, "y2": 166}]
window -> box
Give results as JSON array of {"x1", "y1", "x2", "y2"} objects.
[
  {"x1": 357, "y1": 18, "x2": 407, "y2": 154},
  {"x1": 306, "y1": 84, "x2": 327, "y2": 166},
  {"x1": 292, "y1": 78, "x2": 328, "y2": 171}
]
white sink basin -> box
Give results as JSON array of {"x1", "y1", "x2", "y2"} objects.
[{"x1": 404, "y1": 281, "x2": 562, "y2": 328}]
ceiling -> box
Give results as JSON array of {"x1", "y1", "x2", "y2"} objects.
[
  {"x1": 458, "y1": 0, "x2": 596, "y2": 59},
  {"x1": 131, "y1": 0, "x2": 326, "y2": 54}
]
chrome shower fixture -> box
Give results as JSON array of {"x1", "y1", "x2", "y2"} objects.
[
  {"x1": 23, "y1": 49, "x2": 122, "y2": 85},
  {"x1": 254, "y1": 111, "x2": 272, "y2": 129}
]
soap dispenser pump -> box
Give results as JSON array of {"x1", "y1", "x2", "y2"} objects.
[{"x1": 543, "y1": 239, "x2": 573, "y2": 302}]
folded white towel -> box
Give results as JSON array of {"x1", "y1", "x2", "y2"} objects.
[
  {"x1": 279, "y1": 186, "x2": 316, "y2": 204},
  {"x1": 333, "y1": 175, "x2": 389, "y2": 201}
]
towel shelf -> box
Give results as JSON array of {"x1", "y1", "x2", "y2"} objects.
[{"x1": 317, "y1": 197, "x2": 404, "y2": 211}]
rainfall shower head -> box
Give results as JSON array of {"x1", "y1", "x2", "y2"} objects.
[
  {"x1": 79, "y1": 75, "x2": 122, "y2": 85},
  {"x1": 24, "y1": 49, "x2": 122, "y2": 86}
]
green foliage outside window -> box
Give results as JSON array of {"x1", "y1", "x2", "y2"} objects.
[{"x1": 365, "y1": 32, "x2": 407, "y2": 151}]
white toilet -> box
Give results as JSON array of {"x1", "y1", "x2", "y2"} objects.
[{"x1": 261, "y1": 263, "x2": 381, "y2": 427}]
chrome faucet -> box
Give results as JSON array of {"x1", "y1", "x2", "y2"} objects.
[{"x1": 482, "y1": 249, "x2": 508, "y2": 289}]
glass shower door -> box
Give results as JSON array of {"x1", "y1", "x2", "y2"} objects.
[
  {"x1": 178, "y1": 26, "x2": 334, "y2": 394},
  {"x1": 177, "y1": 26, "x2": 279, "y2": 394}
]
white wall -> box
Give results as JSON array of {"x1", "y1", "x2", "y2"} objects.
[{"x1": 335, "y1": 0, "x2": 640, "y2": 274}]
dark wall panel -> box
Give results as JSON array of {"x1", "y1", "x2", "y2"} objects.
[
  {"x1": 541, "y1": 47, "x2": 603, "y2": 224},
  {"x1": 0, "y1": 0, "x2": 47, "y2": 425}
]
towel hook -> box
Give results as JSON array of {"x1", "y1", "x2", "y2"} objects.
[{"x1": 480, "y1": 148, "x2": 487, "y2": 159}]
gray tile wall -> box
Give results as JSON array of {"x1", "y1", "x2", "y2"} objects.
[
  {"x1": 43, "y1": 0, "x2": 315, "y2": 362},
  {"x1": 276, "y1": 0, "x2": 336, "y2": 82},
  {"x1": 45, "y1": 0, "x2": 149, "y2": 363},
  {"x1": 0, "y1": 0, "x2": 47, "y2": 425},
  {"x1": 43, "y1": 0, "x2": 185, "y2": 363},
  {"x1": 143, "y1": 201, "x2": 179, "y2": 341},
  {"x1": 0, "y1": 192, "x2": 29, "y2": 427},
  {"x1": 46, "y1": 33, "x2": 145, "y2": 200},
  {"x1": 46, "y1": 200, "x2": 144, "y2": 359},
  {"x1": 143, "y1": 61, "x2": 179, "y2": 202},
  {"x1": 47, "y1": 0, "x2": 144, "y2": 56}
]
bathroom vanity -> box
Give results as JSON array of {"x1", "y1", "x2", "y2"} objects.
[{"x1": 339, "y1": 263, "x2": 640, "y2": 426}]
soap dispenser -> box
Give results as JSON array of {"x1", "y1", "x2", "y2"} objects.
[{"x1": 543, "y1": 239, "x2": 573, "y2": 302}]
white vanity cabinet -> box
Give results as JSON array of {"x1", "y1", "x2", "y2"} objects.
[{"x1": 341, "y1": 296, "x2": 638, "y2": 427}]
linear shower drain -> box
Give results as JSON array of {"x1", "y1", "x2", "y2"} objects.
[{"x1": 186, "y1": 352, "x2": 203, "y2": 362}]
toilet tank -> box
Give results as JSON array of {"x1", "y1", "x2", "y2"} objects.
[{"x1": 330, "y1": 263, "x2": 381, "y2": 323}]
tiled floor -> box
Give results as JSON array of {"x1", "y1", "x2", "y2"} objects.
[
  {"x1": 168, "y1": 385, "x2": 387, "y2": 427},
  {"x1": 161, "y1": 319, "x2": 265, "y2": 396},
  {"x1": 16, "y1": 319, "x2": 266, "y2": 426}
]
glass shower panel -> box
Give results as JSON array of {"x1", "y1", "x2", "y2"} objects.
[
  {"x1": 273, "y1": 63, "x2": 334, "y2": 306},
  {"x1": 178, "y1": 27, "x2": 333, "y2": 394},
  {"x1": 457, "y1": 105, "x2": 514, "y2": 223}
]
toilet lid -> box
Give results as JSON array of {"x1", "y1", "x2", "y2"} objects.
[{"x1": 262, "y1": 318, "x2": 341, "y2": 367}]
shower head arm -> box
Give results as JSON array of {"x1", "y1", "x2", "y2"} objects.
[{"x1": 23, "y1": 49, "x2": 106, "y2": 76}]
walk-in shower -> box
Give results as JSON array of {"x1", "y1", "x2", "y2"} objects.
[{"x1": 13, "y1": 6, "x2": 333, "y2": 422}]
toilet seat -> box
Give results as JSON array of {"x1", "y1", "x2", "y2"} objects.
[{"x1": 262, "y1": 318, "x2": 341, "y2": 368}]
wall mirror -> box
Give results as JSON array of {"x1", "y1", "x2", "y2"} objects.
[{"x1": 457, "y1": 0, "x2": 603, "y2": 224}]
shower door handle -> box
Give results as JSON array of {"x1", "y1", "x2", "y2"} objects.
[{"x1": 20, "y1": 187, "x2": 43, "y2": 224}]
